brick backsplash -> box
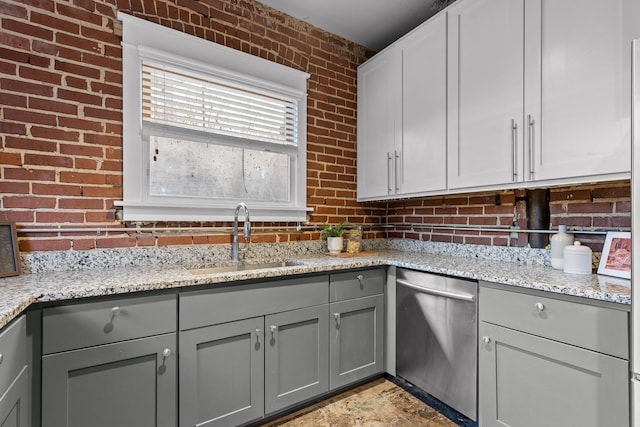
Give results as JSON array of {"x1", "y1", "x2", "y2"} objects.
[{"x1": 0, "y1": 0, "x2": 630, "y2": 253}]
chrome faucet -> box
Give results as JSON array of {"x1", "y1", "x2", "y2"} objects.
[{"x1": 231, "y1": 203, "x2": 251, "y2": 261}]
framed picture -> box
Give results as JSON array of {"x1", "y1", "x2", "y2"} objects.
[
  {"x1": 597, "y1": 231, "x2": 631, "y2": 279},
  {"x1": 0, "y1": 222, "x2": 21, "y2": 278}
]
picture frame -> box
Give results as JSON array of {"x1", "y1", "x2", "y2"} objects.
[
  {"x1": 597, "y1": 231, "x2": 631, "y2": 279},
  {"x1": 0, "y1": 222, "x2": 21, "y2": 278}
]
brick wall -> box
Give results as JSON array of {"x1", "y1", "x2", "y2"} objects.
[
  {"x1": 0, "y1": 0, "x2": 631, "y2": 254},
  {"x1": 387, "y1": 180, "x2": 631, "y2": 252},
  {"x1": 0, "y1": 0, "x2": 387, "y2": 252}
]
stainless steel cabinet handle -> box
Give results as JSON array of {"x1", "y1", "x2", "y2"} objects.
[
  {"x1": 111, "y1": 306, "x2": 120, "y2": 316},
  {"x1": 535, "y1": 302, "x2": 545, "y2": 312},
  {"x1": 333, "y1": 313, "x2": 341, "y2": 327},
  {"x1": 511, "y1": 119, "x2": 518, "y2": 181},
  {"x1": 482, "y1": 336, "x2": 491, "y2": 345},
  {"x1": 356, "y1": 274, "x2": 364, "y2": 281},
  {"x1": 270, "y1": 325, "x2": 277, "y2": 335},
  {"x1": 394, "y1": 150, "x2": 401, "y2": 192},
  {"x1": 396, "y1": 279, "x2": 476, "y2": 302},
  {"x1": 256, "y1": 328, "x2": 262, "y2": 336},
  {"x1": 162, "y1": 348, "x2": 171, "y2": 358},
  {"x1": 387, "y1": 152, "x2": 393, "y2": 194},
  {"x1": 528, "y1": 114, "x2": 535, "y2": 179}
]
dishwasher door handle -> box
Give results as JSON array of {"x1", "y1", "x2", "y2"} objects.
[{"x1": 397, "y1": 278, "x2": 476, "y2": 302}]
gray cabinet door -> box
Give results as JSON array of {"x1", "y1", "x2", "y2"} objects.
[
  {"x1": 265, "y1": 304, "x2": 329, "y2": 414},
  {"x1": 42, "y1": 333, "x2": 176, "y2": 427},
  {"x1": 329, "y1": 295, "x2": 384, "y2": 390},
  {"x1": 479, "y1": 321, "x2": 629, "y2": 427},
  {"x1": 0, "y1": 366, "x2": 28, "y2": 427},
  {"x1": 179, "y1": 317, "x2": 264, "y2": 427}
]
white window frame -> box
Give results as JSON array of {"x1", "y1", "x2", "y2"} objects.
[{"x1": 118, "y1": 12, "x2": 310, "y2": 222}]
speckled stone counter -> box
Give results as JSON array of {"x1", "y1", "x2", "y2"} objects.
[{"x1": 0, "y1": 239, "x2": 630, "y2": 330}]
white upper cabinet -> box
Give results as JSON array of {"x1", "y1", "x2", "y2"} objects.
[
  {"x1": 447, "y1": 0, "x2": 525, "y2": 190},
  {"x1": 398, "y1": 12, "x2": 447, "y2": 196},
  {"x1": 524, "y1": 0, "x2": 637, "y2": 183},
  {"x1": 448, "y1": 0, "x2": 637, "y2": 191},
  {"x1": 357, "y1": 12, "x2": 447, "y2": 201},
  {"x1": 357, "y1": 46, "x2": 401, "y2": 200}
]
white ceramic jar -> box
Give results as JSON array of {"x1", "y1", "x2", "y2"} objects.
[
  {"x1": 550, "y1": 225, "x2": 574, "y2": 269},
  {"x1": 563, "y1": 241, "x2": 592, "y2": 275}
]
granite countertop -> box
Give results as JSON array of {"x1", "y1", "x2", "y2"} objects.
[{"x1": 0, "y1": 248, "x2": 631, "y2": 330}]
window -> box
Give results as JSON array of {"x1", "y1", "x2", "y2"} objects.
[{"x1": 119, "y1": 13, "x2": 309, "y2": 221}]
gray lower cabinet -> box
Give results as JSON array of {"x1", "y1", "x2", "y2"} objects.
[
  {"x1": 479, "y1": 283, "x2": 629, "y2": 427},
  {"x1": 0, "y1": 366, "x2": 28, "y2": 427},
  {"x1": 41, "y1": 293, "x2": 178, "y2": 427},
  {"x1": 41, "y1": 333, "x2": 177, "y2": 427},
  {"x1": 179, "y1": 275, "x2": 331, "y2": 427},
  {"x1": 179, "y1": 306, "x2": 330, "y2": 427},
  {"x1": 179, "y1": 317, "x2": 265, "y2": 427},
  {"x1": 329, "y1": 294, "x2": 384, "y2": 390},
  {"x1": 265, "y1": 304, "x2": 329, "y2": 414},
  {"x1": 0, "y1": 316, "x2": 28, "y2": 427}
]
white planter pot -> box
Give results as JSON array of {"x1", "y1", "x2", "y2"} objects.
[{"x1": 326, "y1": 237, "x2": 344, "y2": 254}]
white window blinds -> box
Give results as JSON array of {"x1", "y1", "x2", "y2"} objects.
[{"x1": 142, "y1": 63, "x2": 299, "y2": 146}]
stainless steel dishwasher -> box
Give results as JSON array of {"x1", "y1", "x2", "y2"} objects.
[{"x1": 396, "y1": 268, "x2": 478, "y2": 421}]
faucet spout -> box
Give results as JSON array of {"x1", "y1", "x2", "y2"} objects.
[{"x1": 231, "y1": 203, "x2": 251, "y2": 261}]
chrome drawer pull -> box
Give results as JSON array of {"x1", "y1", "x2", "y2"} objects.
[
  {"x1": 162, "y1": 348, "x2": 171, "y2": 359},
  {"x1": 535, "y1": 302, "x2": 545, "y2": 312},
  {"x1": 482, "y1": 336, "x2": 491, "y2": 345}
]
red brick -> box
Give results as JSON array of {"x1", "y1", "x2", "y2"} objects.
[
  {"x1": 3, "y1": 196, "x2": 56, "y2": 209},
  {"x1": 36, "y1": 211, "x2": 85, "y2": 223},
  {"x1": 1, "y1": 77, "x2": 53, "y2": 97},
  {"x1": 4, "y1": 108, "x2": 57, "y2": 126},
  {"x1": 60, "y1": 143, "x2": 103, "y2": 158},
  {"x1": 31, "y1": 126, "x2": 79, "y2": 141},
  {"x1": 60, "y1": 171, "x2": 106, "y2": 185},
  {"x1": 4, "y1": 167, "x2": 55, "y2": 181},
  {"x1": 24, "y1": 153, "x2": 73, "y2": 168},
  {"x1": 20, "y1": 239, "x2": 72, "y2": 252},
  {"x1": 56, "y1": 3, "x2": 103, "y2": 27},
  {"x1": 0, "y1": 32, "x2": 30, "y2": 50},
  {"x1": 5, "y1": 136, "x2": 57, "y2": 152},
  {"x1": 30, "y1": 13, "x2": 79, "y2": 34},
  {"x1": 0, "y1": 122, "x2": 26, "y2": 135},
  {"x1": 32, "y1": 183, "x2": 82, "y2": 197},
  {"x1": 29, "y1": 97, "x2": 78, "y2": 115},
  {"x1": 58, "y1": 88, "x2": 103, "y2": 106},
  {"x1": 0, "y1": 152, "x2": 22, "y2": 166},
  {"x1": 0, "y1": 182, "x2": 29, "y2": 194},
  {"x1": 0, "y1": 2, "x2": 28, "y2": 18},
  {"x1": 59, "y1": 198, "x2": 104, "y2": 209},
  {"x1": 54, "y1": 59, "x2": 101, "y2": 79},
  {"x1": 74, "y1": 158, "x2": 98, "y2": 170},
  {"x1": 58, "y1": 117, "x2": 104, "y2": 132},
  {"x1": 566, "y1": 202, "x2": 614, "y2": 214},
  {"x1": 3, "y1": 19, "x2": 54, "y2": 41},
  {"x1": 18, "y1": 66, "x2": 62, "y2": 85}
]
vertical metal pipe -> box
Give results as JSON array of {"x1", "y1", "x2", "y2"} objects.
[{"x1": 526, "y1": 189, "x2": 550, "y2": 248}]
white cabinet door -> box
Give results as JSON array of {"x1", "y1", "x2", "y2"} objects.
[
  {"x1": 357, "y1": 47, "x2": 401, "y2": 200},
  {"x1": 524, "y1": 0, "x2": 638, "y2": 182},
  {"x1": 399, "y1": 12, "x2": 447, "y2": 195},
  {"x1": 447, "y1": 0, "x2": 524, "y2": 190}
]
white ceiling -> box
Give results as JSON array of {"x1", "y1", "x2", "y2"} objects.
[{"x1": 257, "y1": 0, "x2": 445, "y2": 52}]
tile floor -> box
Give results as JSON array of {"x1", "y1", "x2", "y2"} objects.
[{"x1": 258, "y1": 377, "x2": 463, "y2": 427}]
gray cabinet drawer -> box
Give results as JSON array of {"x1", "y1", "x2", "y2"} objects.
[
  {"x1": 0, "y1": 316, "x2": 26, "y2": 396},
  {"x1": 480, "y1": 285, "x2": 628, "y2": 359},
  {"x1": 330, "y1": 269, "x2": 385, "y2": 302},
  {"x1": 180, "y1": 275, "x2": 329, "y2": 330},
  {"x1": 43, "y1": 294, "x2": 176, "y2": 354}
]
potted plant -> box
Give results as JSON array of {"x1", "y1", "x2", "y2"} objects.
[{"x1": 321, "y1": 221, "x2": 350, "y2": 254}]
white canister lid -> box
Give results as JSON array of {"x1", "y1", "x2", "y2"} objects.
[{"x1": 563, "y1": 242, "x2": 592, "y2": 275}]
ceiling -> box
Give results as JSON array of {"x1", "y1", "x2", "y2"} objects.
[{"x1": 257, "y1": 0, "x2": 447, "y2": 52}]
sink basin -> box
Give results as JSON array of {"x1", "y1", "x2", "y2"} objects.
[{"x1": 188, "y1": 260, "x2": 302, "y2": 275}]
